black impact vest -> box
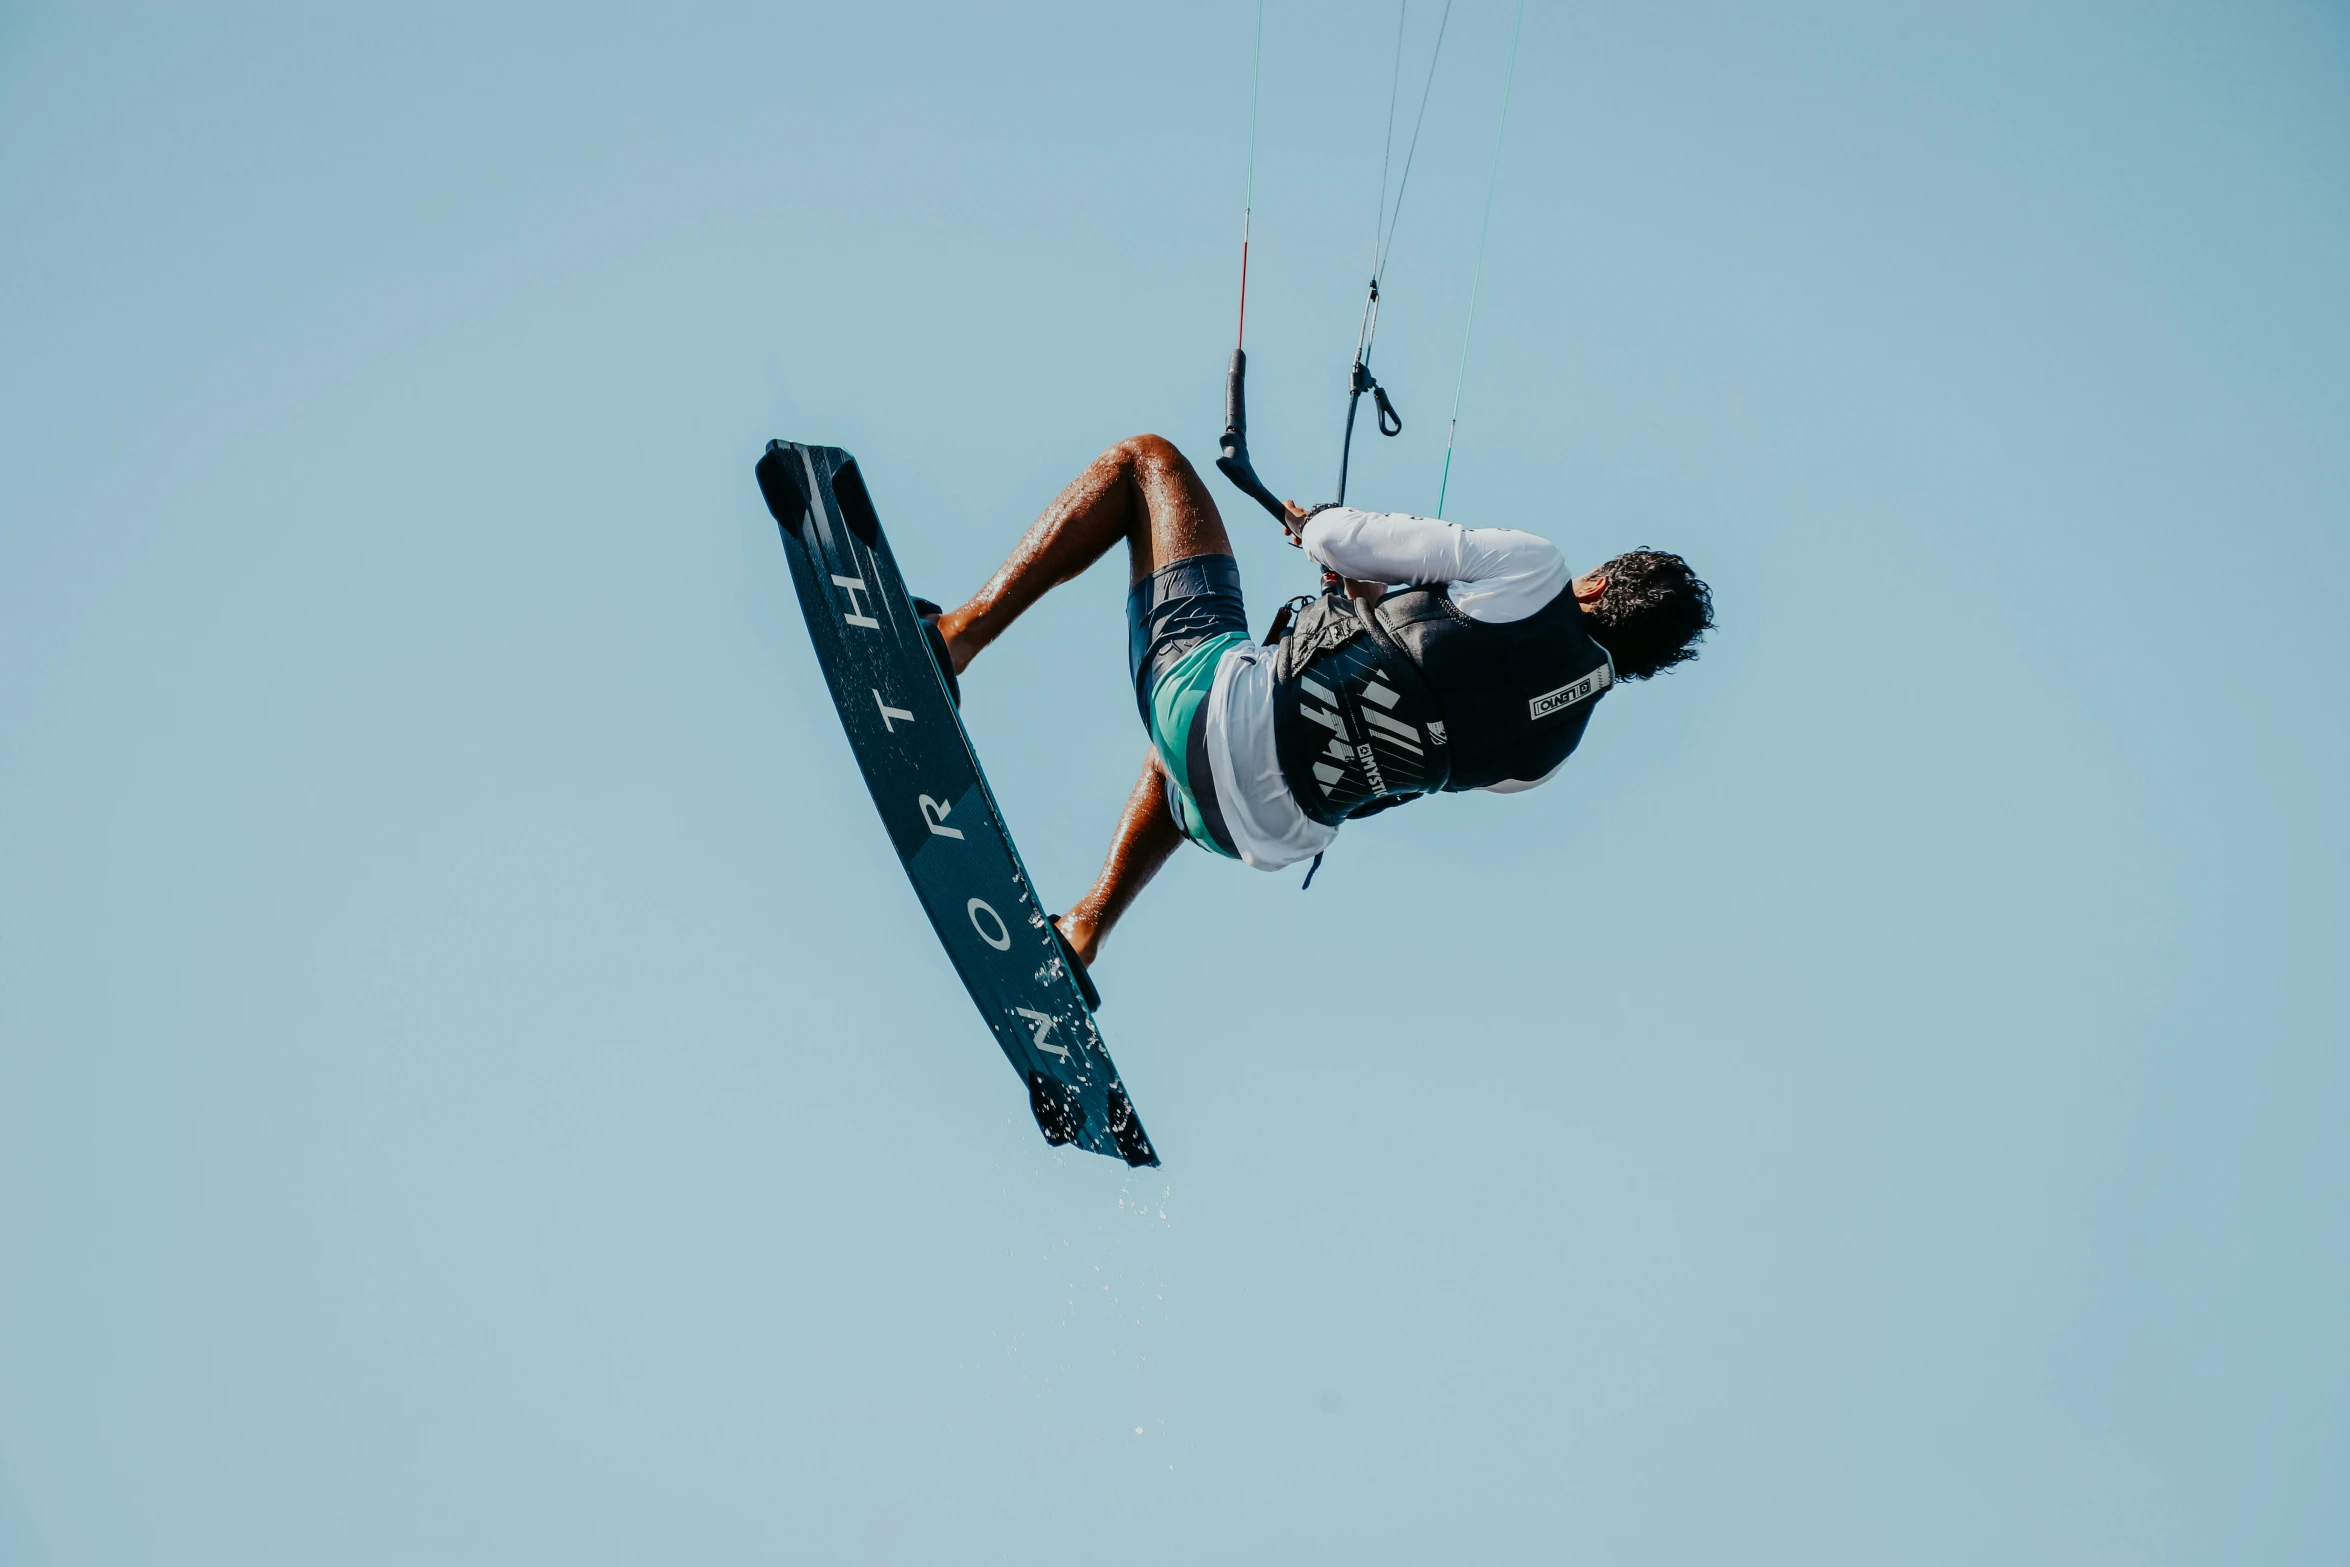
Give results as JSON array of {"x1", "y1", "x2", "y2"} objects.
[{"x1": 1270, "y1": 583, "x2": 1614, "y2": 826}]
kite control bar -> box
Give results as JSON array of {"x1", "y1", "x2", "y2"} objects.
[
  {"x1": 1217, "y1": 346, "x2": 1343, "y2": 626},
  {"x1": 1215, "y1": 347, "x2": 1288, "y2": 525}
]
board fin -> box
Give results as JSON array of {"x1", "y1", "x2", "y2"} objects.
[
  {"x1": 1106, "y1": 1084, "x2": 1155, "y2": 1167},
  {"x1": 1028, "y1": 1071, "x2": 1083, "y2": 1146}
]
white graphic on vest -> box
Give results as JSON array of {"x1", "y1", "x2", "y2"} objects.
[
  {"x1": 830, "y1": 573, "x2": 881, "y2": 628},
  {"x1": 1014, "y1": 1007, "x2": 1070, "y2": 1060},
  {"x1": 1355, "y1": 743, "x2": 1389, "y2": 794},
  {"x1": 1297, "y1": 675, "x2": 1351, "y2": 790},
  {"x1": 874, "y1": 690, "x2": 915, "y2": 732},
  {"x1": 1360, "y1": 679, "x2": 1402, "y2": 710},
  {"x1": 920, "y1": 794, "x2": 964, "y2": 838},
  {"x1": 1529, "y1": 665, "x2": 1613, "y2": 719},
  {"x1": 1427, "y1": 720, "x2": 1448, "y2": 744},
  {"x1": 1360, "y1": 706, "x2": 1423, "y2": 751}
]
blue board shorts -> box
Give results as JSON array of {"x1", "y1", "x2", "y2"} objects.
[{"x1": 1127, "y1": 554, "x2": 1250, "y2": 859}]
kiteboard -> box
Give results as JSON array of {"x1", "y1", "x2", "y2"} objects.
[{"x1": 755, "y1": 440, "x2": 1159, "y2": 1168}]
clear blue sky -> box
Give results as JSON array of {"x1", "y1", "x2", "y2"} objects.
[{"x1": 2, "y1": 3, "x2": 2343, "y2": 1562}]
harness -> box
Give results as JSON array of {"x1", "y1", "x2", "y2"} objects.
[{"x1": 1270, "y1": 583, "x2": 1614, "y2": 827}]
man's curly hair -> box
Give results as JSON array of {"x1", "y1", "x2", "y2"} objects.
[{"x1": 1582, "y1": 549, "x2": 1714, "y2": 680}]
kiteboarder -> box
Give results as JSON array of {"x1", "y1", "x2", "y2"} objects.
[{"x1": 926, "y1": 434, "x2": 1714, "y2": 968}]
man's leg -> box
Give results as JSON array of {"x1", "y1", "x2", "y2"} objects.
[
  {"x1": 1056, "y1": 753, "x2": 1187, "y2": 966},
  {"x1": 933, "y1": 434, "x2": 1232, "y2": 672},
  {"x1": 932, "y1": 435, "x2": 1235, "y2": 966}
]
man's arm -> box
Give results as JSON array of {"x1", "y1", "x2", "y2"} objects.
[
  {"x1": 1277, "y1": 500, "x2": 1400, "y2": 604},
  {"x1": 1296, "y1": 508, "x2": 1568, "y2": 622}
]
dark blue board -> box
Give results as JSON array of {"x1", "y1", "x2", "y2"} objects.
[{"x1": 755, "y1": 441, "x2": 1159, "y2": 1168}]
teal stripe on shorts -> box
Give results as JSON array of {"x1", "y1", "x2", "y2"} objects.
[{"x1": 1146, "y1": 629, "x2": 1250, "y2": 858}]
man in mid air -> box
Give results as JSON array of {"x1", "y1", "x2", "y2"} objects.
[{"x1": 927, "y1": 435, "x2": 1714, "y2": 968}]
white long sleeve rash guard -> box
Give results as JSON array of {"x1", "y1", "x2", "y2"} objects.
[{"x1": 1199, "y1": 507, "x2": 1575, "y2": 870}]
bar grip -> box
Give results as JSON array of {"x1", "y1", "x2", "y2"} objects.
[{"x1": 1215, "y1": 347, "x2": 1290, "y2": 524}]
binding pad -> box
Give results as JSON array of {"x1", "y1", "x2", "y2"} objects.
[{"x1": 755, "y1": 441, "x2": 1159, "y2": 1167}]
